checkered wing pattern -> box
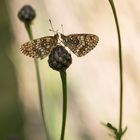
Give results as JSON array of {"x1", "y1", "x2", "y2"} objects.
[
  {"x1": 20, "y1": 34, "x2": 58, "y2": 59},
  {"x1": 60, "y1": 34, "x2": 99, "y2": 57}
]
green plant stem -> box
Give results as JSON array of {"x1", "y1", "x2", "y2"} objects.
[
  {"x1": 24, "y1": 23, "x2": 50, "y2": 140},
  {"x1": 60, "y1": 71, "x2": 67, "y2": 140},
  {"x1": 108, "y1": 0, "x2": 123, "y2": 139}
]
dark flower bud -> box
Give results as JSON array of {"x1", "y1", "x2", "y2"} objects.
[
  {"x1": 17, "y1": 5, "x2": 36, "y2": 23},
  {"x1": 48, "y1": 45, "x2": 72, "y2": 71}
]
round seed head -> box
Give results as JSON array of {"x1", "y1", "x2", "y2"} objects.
[
  {"x1": 48, "y1": 45, "x2": 72, "y2": 71},
  {"x1": 17, "y1": 5, "x2": 36, "y2": 23}
]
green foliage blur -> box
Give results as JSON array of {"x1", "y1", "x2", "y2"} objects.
[{"x1": 0, "y1": 1, "x2": 24, "y2": 140}]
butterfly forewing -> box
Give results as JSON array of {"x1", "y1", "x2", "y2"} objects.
[
  {"x1": 60, "y1": 34, "x2": 99, "y2": 57},
  {"x1": 20, "y1": 34, "x2": 58, "y2": 59}
]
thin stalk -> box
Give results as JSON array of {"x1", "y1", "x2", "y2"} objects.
[
  {"x1": 108, "y1": 0, "x2": 123, "y2": 139},
  {"x1": 60, "y1": 71, "x2": 67, "y2": 140},
  {"x1": 24, "y1": 23, "x2": 50, "y2": 140}
]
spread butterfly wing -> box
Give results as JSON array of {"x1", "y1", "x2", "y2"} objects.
[
  {"x1": 60, "y1": 34, "x2": 99, "y2": 57},
  {"x1": 20, "y1": 35, "x2": 58, "y2": 59}
]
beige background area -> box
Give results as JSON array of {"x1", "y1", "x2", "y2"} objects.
[{"x1": 6, "y1": 0, "x2": 140, "y2": 140}]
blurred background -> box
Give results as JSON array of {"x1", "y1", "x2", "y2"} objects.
[{"x1": 0, "y1": 0, "x2": 140, "y2": 140}]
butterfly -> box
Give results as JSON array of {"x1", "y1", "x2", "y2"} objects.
[{"x1": 20, "y1": 33, "x2": 99, "y2": 59}]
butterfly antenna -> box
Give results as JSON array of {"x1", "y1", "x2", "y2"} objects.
[
  {"x1": 49, "y1": 19, "x2": 54, "y2": 31},
  {"x1": 49, "y1": 19, "x2": 61, "y2": 34},
  {"x1": 49, "y1": 19, "x2": 64, "y2": 45},
  {"x1": 49, "y1": 29, "x2": 62, "y2": 35},
  {"x1": 61, "y1": 24, "x2": 64, "y2": 34}
]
